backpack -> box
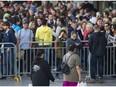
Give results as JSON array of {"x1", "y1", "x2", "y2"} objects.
[{"x1": 61, "y1": 53, "x2": 73, "y2": 74}]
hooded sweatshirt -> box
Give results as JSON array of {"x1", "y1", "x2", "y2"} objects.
[
  {"x1": 31, "y1": 58, "x2": 55, "y2": 86},
  {"x1": 35, "y1": 26, "x2": 52, "y2": 46}
]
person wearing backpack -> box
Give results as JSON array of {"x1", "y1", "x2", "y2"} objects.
[
  {"x1": 17, "y1": 20, "x2": 34, "y2": 75},
  {"x1": 62, "y1": 43, "x2": 82, "y2": 86}
]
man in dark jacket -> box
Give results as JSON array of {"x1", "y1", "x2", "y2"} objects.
[
  {"x1": 2, "y1": 22, "x2": 17, "y2": 76},
  {"x1": 88, "y1": 25, "x2": 107, "y2": 83},
  {"x1": 31, "y1": 49, "x2": 55, "y2": 86},
  {"x1": 68, "y1": 20, "x2": 78, "y2": 38},
  {"x1": 66, "y1": 31, "x2": 82, "y2": 55}
]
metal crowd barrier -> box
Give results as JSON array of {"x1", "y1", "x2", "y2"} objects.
[
  {"x1": 80, "y1": 41, "x2": 116, "y2": 77},
  {"x1": 18, "y1": 41, "x2": 116, "y2": 77},
  {"x1": 0, "y1": 41, "x2": 116, "y2": 82},
  {"x1": 103, "y1": 45, "x2": 116, "y2": 76},
  {"x1": 0, "y1": 43, "x2": 19, "y2": 81},
  {"x1": 18, "y1": 41, "x2": 66, "y2": 76}
]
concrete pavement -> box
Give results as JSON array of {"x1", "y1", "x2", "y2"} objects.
[{"x1": 0, "y1": 73, "x2": 116, "y2": 86}]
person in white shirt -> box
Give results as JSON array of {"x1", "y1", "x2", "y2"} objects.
[
  {"x1": 52, "y1": 18, "x2": 65, "y2": 38},
  {"x1": 90, "y1": 11, "x2": 97, "y2": 25}
]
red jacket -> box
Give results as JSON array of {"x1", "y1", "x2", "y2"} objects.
[{"x1": 83, "y1": 29, "x2": 89, "y2": 46}]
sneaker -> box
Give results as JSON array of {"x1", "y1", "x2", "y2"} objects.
[
  {"x1": 87, "y1": 78, "x2": 95, "y2": 83},
  {"x1": 98, "y1": 77, "x2": 103, "y2": 83}
]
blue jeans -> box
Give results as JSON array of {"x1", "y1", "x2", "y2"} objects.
[
  {"x1": 40, "y1": 45, "x2": 50, "y2": 62},
  {"x1": 3, "y1": 48, "x2": 15, "y2": 75},
  {"x1": 56, "y1": 58, "x2": 62, "y2": 77},
  {"x1": 90, "y1": 54, "x2": 103, "y2": 79},
  {"x1": 44, "y1": 48, "x2": 49, "y2": 62}
]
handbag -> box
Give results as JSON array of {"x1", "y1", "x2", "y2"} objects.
[{"x1": 17, "y1": 49, "x2": 25, "y2": 59}]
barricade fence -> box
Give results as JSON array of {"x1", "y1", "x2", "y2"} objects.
[
  {"x1": 18, "y1": 41, "x2": 67, "y2": 76},
  {"x1": 0, "y1": 43, "x2": 17, "y2": 77},
  {"x1": 0, "y1": 41, "x2": 116, "y2": 79}
]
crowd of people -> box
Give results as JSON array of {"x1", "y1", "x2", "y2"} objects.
[{"x1": 0, "y1": 1, "x2": 116, "y2": 86}]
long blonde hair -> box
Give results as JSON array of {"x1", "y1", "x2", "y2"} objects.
[{"x1": 29, "y1": 21, "x2": 35, "y2": 29}]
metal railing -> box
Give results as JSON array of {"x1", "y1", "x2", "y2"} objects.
[
  {"x1": 0, "y1": 41, "x2": 116, "y2": 81},
  {"x1": 0, "y1": 43, "x2": 17, "y2": 77}
]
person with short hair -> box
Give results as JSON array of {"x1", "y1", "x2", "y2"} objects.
[
  {"x1": 83, "y1": 22, "x2": 93, "y2": 46},
  {"x1": 66, "y1": 31, "x2": 82, "y2": 54},
  {"x1": 31, "y1": 49, "x2": 55, "y2": 86},
  {"x1": 12, "y1": 17, "x2": 22, "y2": 33},
  {"x1": 88, "y1": 25, "x2": 107, "y2": 83},
  {"x1": 54, "y1": 29, "x2": 67, "y2": 79},
  {"x1": 62, "y1": 43, "x2": 81, "y2": 86},
  {"x1": 52, "y1": 17, "x2": 65, "y2": 38},
  {"x1": 68, "y1": 20, "x2": 78, "y2": 38},
  {"x1": 2, "y1": 21, "x2": 17, "y2": 78},
  {"x1": 17, "y1": 20, "x2": 34, "y2": 73},
  {"x1": 104, "y1": 22, "x2": 113, "y2": 75},
  {"x1": 104, "y1": 22, "x2": 113, "y2": 40},
  {"x1": 97, "y1": 17, "x2": 105, "y2": 33},
  {"x1": 35, "y1": 19, "x2": 52, "y2": 62},
  {"x1": 83, "y1": 22, "x2": 93, "y2": 71}
]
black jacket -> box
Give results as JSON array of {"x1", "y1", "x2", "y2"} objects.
[
  {"x1": 66, "y1": 38, "x2": 82, "y2": 50},
  {"x1": 0, "y1": 30, "x2": 4, "y2": 41},
  {"x1": 31, "y1": 58, "x2": 55, "y2": 86},
  {"x1": 3, "y1": 29, "x2": 17, "y2": 47},
  {"x1": 0, "y1": 30, "x2": 4, "y2": 47},
  {"x1": 89, "y1": 31, "x2": 107, "y2": 56},
  {"x1": 77, "y1": 29, "x2": 84, "y2": 40}
]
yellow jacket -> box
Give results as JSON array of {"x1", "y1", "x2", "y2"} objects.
[{"x1": 35, "y1": 25, "x2": 52, "y2": 46}]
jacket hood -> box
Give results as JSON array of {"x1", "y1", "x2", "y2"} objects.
[{"x1": 41, "y1": 26, "x2": 50, "y2": 33}]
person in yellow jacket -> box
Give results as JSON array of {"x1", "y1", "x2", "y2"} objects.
[
  {"x1": 35, "y1": 19, "x2": 52, "y2": 46},
  {"x1": 35, "y1": 19, "x2": 52, "y2": 61}
]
